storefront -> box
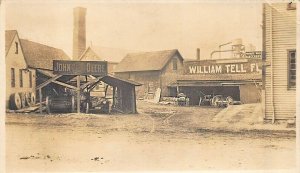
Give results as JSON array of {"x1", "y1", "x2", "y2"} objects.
[{"x1": 169, "y1": 58, "x2": 262, "y2": 105}]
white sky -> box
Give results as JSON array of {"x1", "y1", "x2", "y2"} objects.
[{"x1": 5, "y1": 0, "x2": 263, "y2": 61}]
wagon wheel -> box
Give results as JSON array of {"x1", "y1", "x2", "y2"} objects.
[
  {"x1": 9, "y1": 93, "x2": 22, "y2": 110},
  {"x1": 19, "y1": 92, "x2": 26, "y2": 108},
  {"x1": 25, "y1": 92, "x2": 31, "y2": 106},
  {"x1": 211, "y1": 95, "x2": 221, "y2": 107},
  {"x1": 30, "y1": 92, "x2": 36, "y2": 106},
  {"x1": 226, "y1": 96, "x2": 234, "y2": 106},
  {"x1": 45, "y1": 96, "x2": 51, "y2": 114}
]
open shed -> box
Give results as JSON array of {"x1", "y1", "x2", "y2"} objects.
[{"x1": 36, "y1": 70, "x2": 141, "y2": 114}]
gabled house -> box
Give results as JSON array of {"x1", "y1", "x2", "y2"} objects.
[
  {"x1": 5, "y1": 30, "x2": 36, "y2": 109},
  {"x1": 114, "y1": 49, "x2": 184, "y2": 99}
]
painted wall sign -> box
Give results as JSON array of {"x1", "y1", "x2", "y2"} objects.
[
  {"x1": 184, "y1": 59, "x2": 262, "y2": 75},
  {"x1": 53, "y1": 60, "x2": 107, "y2": 75}
]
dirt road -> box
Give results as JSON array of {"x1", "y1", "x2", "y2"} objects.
[{"x1": 5, "y1": 101, "x2": 296, "y2": 172}]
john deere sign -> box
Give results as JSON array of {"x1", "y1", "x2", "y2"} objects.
[
  {"x1": 53, "y1": 60, "x2": 107, "y2": 75},
  {"x1": 184, "y1": 58, "x2": 262, "y2": 75}
]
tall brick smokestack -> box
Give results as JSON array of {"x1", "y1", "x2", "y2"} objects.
[{"x1": 73, "y1": 7, "x2": 86, "y2": 60}]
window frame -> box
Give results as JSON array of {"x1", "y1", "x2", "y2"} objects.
[
  {"x1": 11, "y1": 68, "x2": 15, "y2": 87},
  {"x1": 19, "y1": 69, "x2": 23, "y2": 88},
  {"x1": 287, "y1": 49, "x2": 296, "y2": 89},
  {"x1": 287, "y1": 3, "x2": 296, "y2": 10},
  {"x1": 29, "y1": 71, "x2": 32, "y2": 88},
  {"x1": 15, "y1": 42, "x2": 18, "y2": 54},
  {"x1": 172, "y1": 58, "x2": 177, "y2": 71}
]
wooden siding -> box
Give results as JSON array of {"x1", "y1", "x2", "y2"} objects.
[
  {"x1": 264, "y1": 3, "x2": 296, "y2": 119},
  {"x1": 115, "y1": 54, "x2": 183, "y2": 99}
]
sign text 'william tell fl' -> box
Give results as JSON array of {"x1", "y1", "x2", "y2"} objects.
[{"x1": 53, "y1": 60, "x2": 108, "y2": 75}]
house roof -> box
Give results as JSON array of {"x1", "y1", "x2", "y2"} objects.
[
  {"x1": 5, "y1": 30, "x2": 18, "y2": 55},
  {"x1": 79, "y1": 47, "x2": 102, "y2": 61},
  {"x1": 79, "y1": 46, "x2": 129, "y2": 63},
  {"x1": 114, "y1": 49, "x2": 183, "y2": 73},
  {"x1": 20, "y1": 39, "x2": 70, "y2": 70}
]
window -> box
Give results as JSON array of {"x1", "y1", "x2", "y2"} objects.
[
  {"x1": 287, "y1": 2, "x2": 296, "y2": 10},
  {"x1": 288, "y1": 50, "x2": 296, "y2": 88},
  {"x1": 11, "y1": 68, "x2": 15, "y2": 87},
  {"x1": 173, "y1": 59, "x2": 177, "y2": 70},
  {"x1": 15, "y1": 42, "x2": 18, "y2": 54},
  {"x1": 29, "y1": 71, "x2": 32, "y2": 88},
  {"x1": 19, "y1": 69, "x2": 23, "y2": 87}
]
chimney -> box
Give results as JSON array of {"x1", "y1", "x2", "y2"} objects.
[
  {"x1": 73, "y1": 7, "x2": 87, "y2": 60},
  {"x1": 196, "y1": 48, "x2": 200, "y2": 61}
]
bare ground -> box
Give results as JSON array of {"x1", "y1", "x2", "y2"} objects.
[{"x1": 5, "y1": 101, "x2": 296, "y2": 172}]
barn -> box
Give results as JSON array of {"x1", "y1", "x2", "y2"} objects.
[
  {"x1": 262, "y1": 3, "x2": 297, "y2": 121},
  {"x1": 114, "y1": 49, "x2": 184, "y2": 99}
]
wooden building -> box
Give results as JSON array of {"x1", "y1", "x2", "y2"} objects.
[
  {"x1": 5, "y1": 30, "x2": 36, "y2": 109},
  {"x1": 262, "y1": 3, "x2": 297, "y2": 120},
  {"x1": 173, "y1": 58, "x2": 262, "y2": 105},
  {"x1": 114, "y1": 49, "x2": 184, "y2": 99}
]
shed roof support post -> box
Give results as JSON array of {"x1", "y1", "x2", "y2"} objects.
[
  {"x1": 112, "y1": 86, "x2": 116, "y2": 108},
  {"x1": 133, "y1": 87, "x2": 137, "y2": 114},
  {"x1": 77, "y1": 75, "x2": 81, "y2": 114},
  {"x1": 39, "y1": 88, "x2": 42, "y2": 114}
]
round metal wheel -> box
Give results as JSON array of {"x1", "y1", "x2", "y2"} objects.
[
  {"x1": 25, "y1": 92, "x2": 31, "y2": 106},
  {"x1": 20, "y1": 92, "x2": 26, "y2": 108},
  {"x1": 30, "y1": 92, "x2": 36, "y2": 105},
  {"x1": 226, "y1": 96, "x2": 234, "y2": 106},
  {"x1": 9, "y1": 93, "x2": 22, "y2": 110},
  {"x1": 211, "y1": 96, "x2": 221, "y2": 107}
]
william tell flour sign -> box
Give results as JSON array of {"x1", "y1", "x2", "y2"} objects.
[{"x1": 184, "y1": 58, "x2": 262, "y2": 75}]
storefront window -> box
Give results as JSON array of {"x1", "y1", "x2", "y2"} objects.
[{"x1": 288, "y1": 50, "x2": 296, "y2": 88}]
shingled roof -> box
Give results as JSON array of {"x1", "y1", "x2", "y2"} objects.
[
  {"x1": 114, "y1": 49, "x2": 183, "y2": 73},
  {"x1": 20, "y1": 39, "x2": 70, "y2": 70},
  {"x1": 5, "y1": 30, "x2": 18, "y2": 55}
]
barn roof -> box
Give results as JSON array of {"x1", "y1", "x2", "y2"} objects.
[
  {"x1": 20, "y1": 39, "x2": 70, "y2": 70},
  {"x1": 114, "y1": 49, "x2": 183, "y2": 72},
  {"x1": 5, "y1": 30, "x2": 18, "y2": 55}
]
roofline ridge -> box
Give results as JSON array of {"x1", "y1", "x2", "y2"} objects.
[{"x1": 20, "y1": 38, "x2": 67, "y2": 53}]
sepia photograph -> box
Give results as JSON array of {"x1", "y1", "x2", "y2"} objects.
[{"x1": 0, "y1": 0, "x2": 299, "y2": 172}]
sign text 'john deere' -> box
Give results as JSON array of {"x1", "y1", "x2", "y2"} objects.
[{"x1": 53, "y1": 60, "x2": 107, "y2": 75}]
